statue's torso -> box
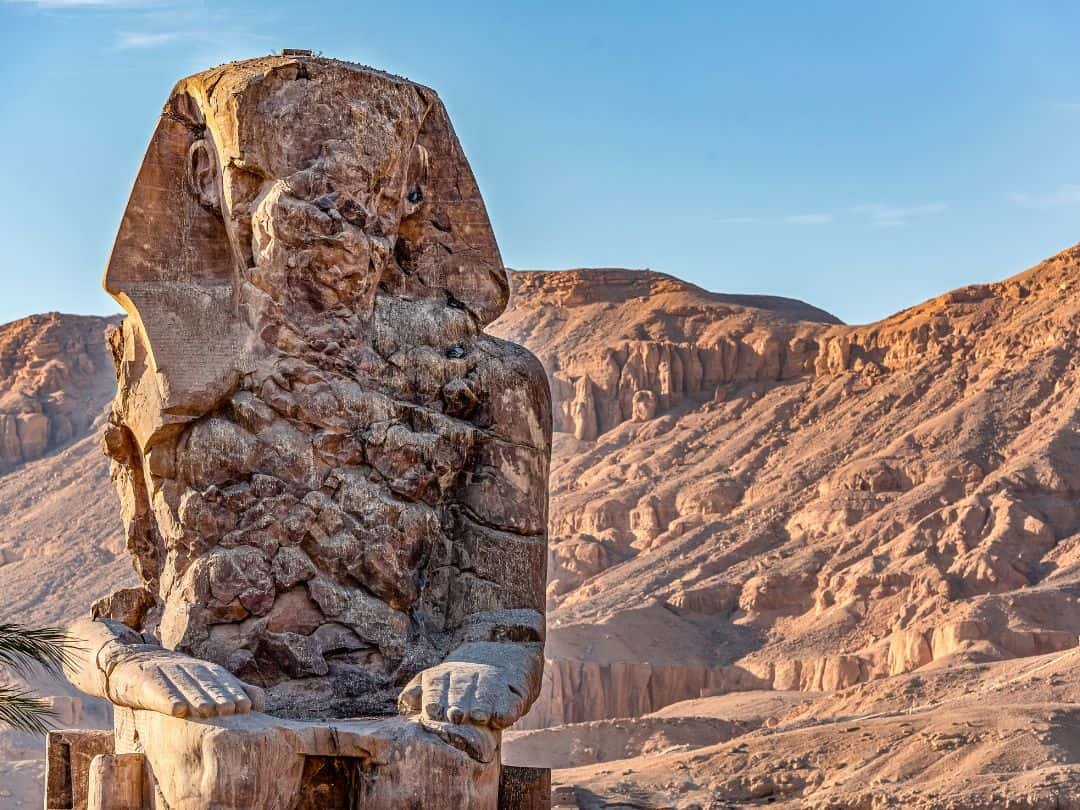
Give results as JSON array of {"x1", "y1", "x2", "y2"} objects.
[{"x1": 109, "y1": 294, "x2": 548, "y2": 718}]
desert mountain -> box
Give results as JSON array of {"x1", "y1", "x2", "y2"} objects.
[
  {"x1": 0, "y1": 313, "x2": 117, "y2": 474},
  {"x1": 491, "y1": 252, "x2": 1080, "y2": 737},
  {"x1": 491, "y1": 256, "x2": 1080, "y2": 807},
  {"x1": 1, "y1": 251, "x2": 1079, "y2": 807},
  {"x1": 0, "y1": 313, "x2": 124, "y2": 806}
]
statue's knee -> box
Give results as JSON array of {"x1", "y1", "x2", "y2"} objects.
[{"x1": 134, "y1": 715, "x2": 304, "y2": 810}]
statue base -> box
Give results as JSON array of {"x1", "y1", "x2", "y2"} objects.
[{"x1": 45, "y1": 711, "x2": 549, "y2": 809}]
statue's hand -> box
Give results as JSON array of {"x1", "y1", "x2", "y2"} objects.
[
  {"x1": 105, "y1": 645, "x2": 266, "y2": 719},
  {"x1": 398, "y1": 642, "x2": 542, "y2": 730},
  {"x1": 398, "y1": 661, "x2": 525, "y2": 729}
]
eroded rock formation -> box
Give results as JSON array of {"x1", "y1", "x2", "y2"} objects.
[
  {"x1": 87, "y1": 55, "x2": 551, "y2": 725},
  {"x1": 497, "y1": 268, "x2": 838, "y2": 441},
  {"x1": 0, "y1": 314, "x2": 117, "y2": 472},
  {"x1": 488, "y1": 252, "x2": 1080, "y2": 727}
]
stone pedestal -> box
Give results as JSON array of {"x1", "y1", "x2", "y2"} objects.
[
  {"x1": 46, "y1": 713, "x2": 550, "y2": 809},
  {"x1": 498, "y1": 766, "x2": 551, "y2": 810},
  {"x1": 45, "y1": 730, "x2": 114, "y2": 810}
]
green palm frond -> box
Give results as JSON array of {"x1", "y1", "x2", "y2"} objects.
[
  {"x1": 0, "y1": 623, "x2": 78, "y2": 734},
  {"x1": 0, "y1": 685, "x2": 57, "y2": 735},
  {"x1": 0, "y1": 623, "x2": 77, "y2": 677}
]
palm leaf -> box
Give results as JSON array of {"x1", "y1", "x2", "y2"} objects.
[
  {"x1": 0, "y1": 623, "x2": 78, "y2": 734},
  {"x1": 0, "y1": 685, "x2": 57, "y2": 735},
  {"x1": 0, "y1": 623, "x2": 77, "y2": 677}
]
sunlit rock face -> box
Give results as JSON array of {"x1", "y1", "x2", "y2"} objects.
[
  {"x1": 490, "y1": 255, "x2": 1080, "y2": 731},
  {"x1": 101, "y1": 56, "x2": 551, "y2": 719},
  {"x1": 0, "y1": 313, "x2": 118, "y2": 473}
]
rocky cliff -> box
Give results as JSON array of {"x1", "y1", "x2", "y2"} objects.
[
  {"x1": 488, "y1": 252, "x2": 1080, "y2": 728},
  {"x1": 0, "y1": 313, "x2": 118, "y2": 473},
  {"x1": 494, "y1": 268, "x2": 839, "y2": 442}
]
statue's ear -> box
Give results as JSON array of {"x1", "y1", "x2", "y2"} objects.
[
  {"x1": 104, "y1": 87, "x2": 246, "y2": 443},
  {"x1": 187, "y1": 139, "x2": 221, "y2": 212},
  {"x1": 105, "y1": 88, "x2": 234, "y2": 298},
  {"x1": 394, "y1": 93, "x2": 509, "y2": 326}
]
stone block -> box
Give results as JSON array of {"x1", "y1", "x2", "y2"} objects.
[
  {"x1": 44, "y1": 729, "x2": 114, "y2": 810},
  {"x1": 499, "y1": 765, "x2": 551, "y2": 810}
]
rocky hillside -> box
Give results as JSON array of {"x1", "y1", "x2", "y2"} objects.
[
  {"x1": 0, "y1": 313, "x2": 118, "y2": 474},
  {"x1": 0, "y1": 313, "x2": 126, "y2": 806},
  {"x1": 0, "y1": 313, "x2": 128, "y2": 620},
  {"x1": 486, "y1": 252, "x2": 1080, "y2": 734},
  {"x1": 522, "y1": 645, "x2": 1080, "y2": 808},
  {"x1": 495, "y1": 268, "x2": 840, "y2": 442}
]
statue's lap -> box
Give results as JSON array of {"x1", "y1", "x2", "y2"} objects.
[{"x1": 105, "y1": 710, "x2": 501, "y2": 809}]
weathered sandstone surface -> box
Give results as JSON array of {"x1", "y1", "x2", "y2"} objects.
[
  {"x1": 487, "y1": 251, "x2": 1080, "y2": 734},
  {"x1": 44, "y1": 54, "x2": 552, "y2": 809},
  {"x1": 90, "y1": 55, "x2": 549, "y2": 729},
  {"x1": 0, "y1": 313, "x2": 117, "y2": 472}
]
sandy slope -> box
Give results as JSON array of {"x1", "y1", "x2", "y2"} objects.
[
  {"x1": 0, "y1": 423, "x2": 130, "y2": 805},
  {"x1": 546, "y1": 649, "x2": 1080, "y2": 808},
  {"x1": 0, "y1": 314, "x2": 126, "y2": 807}
]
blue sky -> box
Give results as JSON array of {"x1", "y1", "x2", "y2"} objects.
[{"x1": 2, "y1": 1, "x2": 1080, "y2": 325}]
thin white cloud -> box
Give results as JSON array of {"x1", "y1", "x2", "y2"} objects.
[
  {"x1": 784, "y1": 213, "x2": 833, "y2": 225},
  {"x1": 1004, "y1": 185, "x2": 1080, "y2": 209},
  {"x1": 116, "y1": 29, "x2": 184, "y2": 48},
  {"x1": 717, "y1": 212, "x2": 833, "y2": 226},
  {"x1": 720, "y1": 204, "x2": 945, "y2": 228},
  {"x1": 5, "y1": 0, "x2": 158, "y2": 6},
  {"x1": 851, "y1": 202, "x2": 947, "y2": 227}
]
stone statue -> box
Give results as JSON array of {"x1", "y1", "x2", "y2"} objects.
[{"x1": 56, "y1": 54, "x2": 551, "y2": 809}]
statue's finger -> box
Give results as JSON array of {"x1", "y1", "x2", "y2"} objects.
[
  {"x1": 137, "y1": 670, "x2": 190, "y2": 718},
  {"x1": 219, "y1": 681, "x2": 252, "y2": 714},
  {"x1": 467, "y1": 672, "x2": 499, "y2": 725},
  {"x1": 242, "y1": 683, "x2": 266, "y2": 712},
  {"x1": 185, "y1": 665, "x2": 238, "y2": 716},
  {"x1": 167, "y1": 666, "x2": 216, "y2": 718},
  {"x1": 422, "y1": 670, "x2": 451, "y2": 722},
  {"x1": 212, "y1": 673, "x2": 254, "y2": 714},
  {"x1": 446, "y1": 670, "x2": 479, "y2": 725},
  {"x1": 232, "y1": 692, "x2": 253, "y2": 714},
  {"x1": 491, "y1": 687, "x2": 525, "y2": 730},
  {"x1": 398, "y1": 675, "x2": 423, "y2": 712},
  {"x1": 467, "y1": 687, "x2": 492, "y2": 726}
]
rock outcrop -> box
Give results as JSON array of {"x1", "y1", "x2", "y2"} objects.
[
  {"x1": 534, "y1": 647, "x2": 1080, "y2": 808},
  {"x1": 87, "y1": 55, "x2": 550, "y2": 731},
  {"x1": 489, "y1": 250, "x2": 1080, "y2": 728},
  {"x1": 0, "y1": 313, "x2": 117, "y2": 472},
  {"x1": 36, "y1": 53, "x2": 555, "y2": 810},
  {"x1": 495, "y1": 268, "x2": 839, "y2": 441}
]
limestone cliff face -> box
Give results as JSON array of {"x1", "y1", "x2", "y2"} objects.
[
  {"x1": 491, "y1": 251, "x2": 1080, "y2": 727},
  {"x1": 0, "y1": 313, "x2": 118, "y2": 472},
  {"x1": 495, "y1": 268, "x2": 839, "y2": 441}
]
